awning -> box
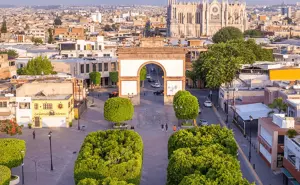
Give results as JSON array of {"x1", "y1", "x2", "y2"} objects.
[{"x1": 281, "y1": 168, "x2": 295, "y2": 179}]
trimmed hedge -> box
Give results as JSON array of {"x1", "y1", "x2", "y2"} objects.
[
  {"x1": 89, "y1": 72, "x2": 101, "y2": 85},
  {"x1": 168, "y1": 125, "x2": 237, "y2": 158},
  {"x1": 78, "y1": 177, "x2": 134, "y2": 185},
  {"x1": 74, "y1": 130, "x2": 143, "y2": 185},
  {"x1": 0, "y1": 139, "x2": 26, "y2": 169},
  {"x1": 104, "y1": 97, "x2": 134, "y2": 124},
  {"x1": 0, "y1": 165, "x2": 10, "y2": 185},
  {"x1": 173, "y1": 95, "x2": 199, "y2": 120},
  {"x1": 173, "y1": 90, "x2": 191, "y2": 105},
  {"x1": 167, "y1": 126, "x2": 252, "y2": 185}
]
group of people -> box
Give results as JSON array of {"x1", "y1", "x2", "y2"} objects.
[{"x1": 161, "y1": 123, "x2": 178, "y2": 132}]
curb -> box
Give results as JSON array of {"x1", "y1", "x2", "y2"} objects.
[{"x1": 212, "y1": 105, "x2": 263, "y2": 185}]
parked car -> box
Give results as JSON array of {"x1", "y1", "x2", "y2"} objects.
[
  {"x1": 146, "y1": 74, "x2": 151, "y2": 79},
  {"x1": 109, "y1": 91, "x2": 119, "y2": 98},
  {"x1": 204, "y1": 100, "x2": 212, "y2": 107},
  {"x1": 148, "y1": 78, "x2": 155, "y2": 82},
  {"x1": 198, "y1": 119, "x2": 208, "y2": 126},
  {"x1": 198, "y1": 107, "x2": 201, "y2": 114},
  {"x1": 153, "y1": 90, "x2": 164, "y2": 96},
  {"x1": 151, "y1": 82, "x2": 161, "y2": 88}
]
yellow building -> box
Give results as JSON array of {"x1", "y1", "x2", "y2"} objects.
[{"x1": 31, "y1": 94, "x2": 74, "y2": 128}]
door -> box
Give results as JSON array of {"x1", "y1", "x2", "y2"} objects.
[{"x1": 34, "y1": 117, "x2": 40, "y2": 127}]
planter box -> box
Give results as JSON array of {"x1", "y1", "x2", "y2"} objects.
[{"x1": 10, "y1": 175, "x2": 20, "y2": 185}]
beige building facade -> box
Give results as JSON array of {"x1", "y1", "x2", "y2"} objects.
[{"x1": 167, "y1": 0, "x2": 248, "y2": 37}]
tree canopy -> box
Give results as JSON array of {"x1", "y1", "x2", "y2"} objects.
[
  {"x1": 268, "y1": 98, "x2": 288, "y2": 113},
  {"x1": 78, "y1": 177, "x2": 134, "y2": 185},
  {"x1": 89, "y1": 72, "x2": 101, "y2": 85},
  {"x1": 109, "y1": 71, "x2": 118, "y2": 84},
  {"x1": 0, "y1": 165, "x2": 10, "y2": 185},
  {"x1": 31, "y1": 37, "x2": 43, "y2": 45},
  {"x1": 17, "y1": 56, "x2": 56, "y2": 75},
  {"x1": 244, "y1": 29, "x2": 263, "y2": 38},
  {"x1": 193, "y1": 39, "x2": 274, "y2": 88},
  {"x1": 74, "y1": 130, "x2": 143, "y2": 185},
  {"x1": 212, "y1": 27, "x2": 243, "y2": 43},
  {"x1": 140, "y1": 66, "x2": 147, "y2": 81},
  {"x1": 0, "y1": 49, "x2": 18, "y2": 59},
  {"x1": 48, "y1": 28, "x2": 54, "y2": 44},
  {"x1": 173, "y1": 94, "x2": 199, "y2": 120},
  {"x1": 173, "y1": 90, "x2": 191, "y2": 106},
  {"x1": 1, "y1": 20, "x2": 7, "y2": 33},
  {"x1": 54, "y1": 17, "x2": 62, "y2": 26},
  {"x1": 104, "y1": 97, "x2": 134, "y2": 124}
]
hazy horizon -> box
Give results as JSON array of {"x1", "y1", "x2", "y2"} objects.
[{"x1": 0, "y1": 0, "x2": 297, "y2": 6}]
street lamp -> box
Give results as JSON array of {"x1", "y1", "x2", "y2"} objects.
[
  {"x1": 226, "y1": 87, "x2": 229, "y2": 124},
  {"x1": 20, "y1": 150, "x2": 24, "y2": 185},
  {"x1": 249, "y1": 115, "x2": 253, "y2": 163},
  {"x1": 48, "y1": 131, "x2": 53, "y2": 171},
  {"x1": 77, "y1": 102, "x2": 80, "y2": 130}
]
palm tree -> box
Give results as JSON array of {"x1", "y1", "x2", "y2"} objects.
[{"x1": 268, "y1": 98, "x2": 288, "y2": 114}]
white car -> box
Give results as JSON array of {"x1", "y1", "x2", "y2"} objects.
[
  {"x1": 204, "y1": 100, "x2": 212, "y2": 107},
  {"x1": 146, "y1": 74, "x2": 151, "y2": 79},
  {"x1": 151, "y1": 82, "x2": 161, "y2": 88}
]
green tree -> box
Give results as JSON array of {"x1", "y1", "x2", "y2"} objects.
[
  {"x1": 140, "y1": 66, "x2": 147, "y2": 87},
  {"x1": 1, "y1": 20, "x2": 7, "y2": 33},
  {"x1": 54, "y1": 17, "x2": 62, "y2": 26},
  {"x1": 244, "y1": 29, "x2": 263, "y2": 38},
  {"x1": 20, "y1": 56, "x2": 56, "y2": 75},
  {"x1": 173, "y1": 95, "x2": 199, "y2": 120},
  {"x1": 268, "y1": 98, "x2": 288, "y2": 113},
  {"x1": 0, "y1": 139, "x2": 26, "y2": 169},
  {"x1": 89, "y1": 72, "x2": 101, "y2": 86},
  {"x1": 212, "y1": 26, "x2": 243, "y2": 43},
  {"x1": 74, "y1": 130, "x2": 143, "y2": 185},
  {"x1": 109, "y1": 71, "x2": 118, "y2": 84},
  {"x1": 287, "y1": 129, "x2": 298, "y2": 138},
  {"x1": 185, "y1": 70, "x2": 197, "y2": 88},
  {"x1": 48, "y1": 28, "x2": 54, "y2": 44},
  {"x1": 284, "y1": 17, "x2": 293, "y2": 24},
  {"x1": 245, "y1": 39, "x2": 274, "y2": 61},
  {"x1": 104, "y1": 24, "x2": 112, "y2": 31},
  {"x1": 173, "y1": 90, "x2": 191, "y2": 104},
  {"x1": 0, "y1": 49, "x2": 18, "y2": 59},
  {"x1": 0, "y1": 165, "x2": 11, "y2": 185},
  {"x1": 104, "y1": 97, "x2": 134, "y2": 124},
  {"x1": 31, "y1": 37, "x2": 43, "y2": 45}
]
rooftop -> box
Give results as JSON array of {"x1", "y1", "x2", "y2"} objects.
[
  {"x1": 287, "y1": 99, "x2": 300, "y2": 107},
  {"x1": 31, "y1": 94, "x2": 72, "y2": 100},
  {"x1": 235, "y1": 103, "x2": 272, "y2": 121}
]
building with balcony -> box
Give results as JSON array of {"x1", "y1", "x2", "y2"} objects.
[
  {"x1": 258, "y1": 114, "x2": 299, "y2": 171},
  {"x1": 0, "y1": 54, "x2": 17, "y2": 79},
  {"x1": 283, "y1": 134, "x2": 300, "y2": 184}
]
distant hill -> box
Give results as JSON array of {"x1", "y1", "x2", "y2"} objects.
[{"x1": 0, "y1": 4, "x2": 16, "y2": 8}]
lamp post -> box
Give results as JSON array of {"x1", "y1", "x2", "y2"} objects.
[
  {"x1": 77, "y1": 81, "x2": 81, "y2": 130},
  {"x1": 48, "y1": 131, "x2": 53, "y2": 171},
  {"x1": 249, "y1": 115, "x2": 253, "y2": 163},
  {"x1": 226, "y1": 86, "x2": 229, "y2": 125},
  {"x1": 20, "y1": 150, "x2": 24, "y2": 185}
]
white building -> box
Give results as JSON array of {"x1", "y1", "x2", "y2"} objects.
[
  {"x1": 91, "y1": 11, "x2": 102, "y2": 23},
  {"x1": 28, "y1": 28, "x2": 46, "y2": 42},
  {"x1": 16, "y1": 97, "x2": 32, "y2": 127}
]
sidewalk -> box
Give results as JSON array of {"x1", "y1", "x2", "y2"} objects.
[{"x1": 216, "y1": 107, "x2": 283, "y2": 185}]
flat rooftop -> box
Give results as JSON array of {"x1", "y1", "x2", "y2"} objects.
[{"x1": 31, "y1": 94, "x2": 72, "y2": 100}]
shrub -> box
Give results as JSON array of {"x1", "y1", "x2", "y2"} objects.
[
  {"x1": 0, "y1": 165, "x2": 10, "y2": 185},
  {"x1": 77, "y1": 178, "x2": 99, "y2": 185},
  {"x1": 77, "y1": 177, "x2": 134, "y2": 185},
  {"x1": 74, "y1": 130, "x2": 143, "y2": 185},
  {"x1": 168, "y1": 125, "x2": 237, "y2": 158},
  {"x1": 212, "y1": 26, "x2": 243, "y2": 43},
  {"x1": 174, "y1": 95, "x2": 199, "y2": 120},
  {"x1": 104, "y1": 97, "x2": 134, "y2": 124},
  {"x1": 89, "y1": 72, "x2": 101, "y2": 85},
  {"x1": 0, "y1": 139, "x2": 26, "y2": 169},
  {"x1": 287, "y1": 129, "x2": 298, "y2": 138}
]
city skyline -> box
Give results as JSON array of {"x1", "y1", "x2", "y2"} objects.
[{"x1": 1, "y1": 0, "x2": 298, "y2": 6}]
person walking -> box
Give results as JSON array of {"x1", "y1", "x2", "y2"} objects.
[
  {"x1": 161, "y1": 124, "x2": 164, "y2": 131},
  {"x1": 33, "y1": 130, "x2": 35, "y2": 139},
  {"x1": 173, "y1": 125, "x2": 177, "y2": 132},
  {"x1": 165, "y1": 123, "x2": 168, "y2": 132}
]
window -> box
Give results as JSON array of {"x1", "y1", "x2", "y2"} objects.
[
  {"x1": 92, "y1": 45, "x2": 95, "y2": 50},
  {"x1": 278, "y1": 135, "x2": 285, "y2": 144},
  {"x1": 86, "y1": 64, "x2": 90, "y2": 73},
  {"x1": 104, "y1": 63, "x2": 108, "y2": 71},
  {"x1": 93, "y1": 64, "x2": 96, "y2": 72},
  {"x1": 19, "y1": 103, "x2": 30, "y2": 109},
  {"x1": 111, "y1": 62, "x2": 116, "y2": 71},
  {"x1": 34, "y1": 103, "x2": 38, "y2": 110},
  {"x1": 104, "y1": 54, "x2": 110, "y2": 57},
  {"x1": 105, "y1": 77, "x2": 109, "y2": 86},
  {"x1": 0, "y1": 102, "x2": 7, "y2": 108},
  {"x1": 84, "y1": 45, "x2": 86, "y2": 50},
  {"x1": 43, "y1": 103, "x2": 53, "y2": 110},
  {"x1": 80, "y1": 64, "x2": 84, "y2": 73},
  {"x1": 98, "y1": 63, "x2": 102, "y2": 71}
]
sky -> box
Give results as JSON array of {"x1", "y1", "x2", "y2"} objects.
[{"x1": 1, "y1": 0, "x2": 296, "y2": 6}]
